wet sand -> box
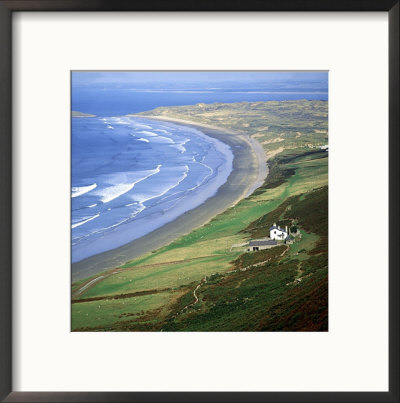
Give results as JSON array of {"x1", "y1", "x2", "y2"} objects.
[{"x1": 72, "y1": 117, "x2": 267, "y2": 282}]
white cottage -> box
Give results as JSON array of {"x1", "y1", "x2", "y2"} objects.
[{"x1": 269, "y1": 223, "x2": 288, "y2": 240}]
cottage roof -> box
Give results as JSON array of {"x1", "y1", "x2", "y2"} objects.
[
  {"x1": 249, "y1": 240, "x2": 278, "y2": 247},
  {"x1": 285, "y1": 235, "x2": 294, "y2": 240}
]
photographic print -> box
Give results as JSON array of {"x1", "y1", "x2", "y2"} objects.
[{"x1": 71, "y1": 71, "x2": 328, "y2": 332}]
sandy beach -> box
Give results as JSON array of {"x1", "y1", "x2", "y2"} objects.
[{"x1": 72, "y1": 117, "x2": 267, "y2": 282}]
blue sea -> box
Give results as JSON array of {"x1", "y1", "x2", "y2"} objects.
[
  {"x1": 71, "y1": 116, "x2": 233, "y2": 262},
  {"x1": 72, "y1": 88, "x2": 328, "y2": 116}
]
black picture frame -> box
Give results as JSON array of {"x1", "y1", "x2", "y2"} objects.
[{"x1": 0, "y1": 1, "x2": 398, "y2": 402}]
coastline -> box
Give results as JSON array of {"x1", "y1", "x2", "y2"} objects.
[
  {"x1": 71, "y1": 116, "x2": 268, "y2": 282},
  {"x1": 134, "y1": 115, "x2": 268, "y2": 197}
]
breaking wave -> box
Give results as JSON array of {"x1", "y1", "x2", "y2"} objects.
[
  {"x1": 94, "y1": 165, "x2": 162, "y2": 203},
  {"x1": 137, "y1": 130, "x2": 158, "y2": 136},
  {"x1": 72, "y1": 183, "x2": 97, "y2": 198},
  {"x1": 72, "y1": 213, "x2": 100, "y2": 228}
]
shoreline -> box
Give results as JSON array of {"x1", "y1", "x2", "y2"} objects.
[
  {"x1": 134, "y1": 115, "x2": 268, "y2": 197},
  {"x1": 71, "y1": 116, "x2": 268, "y2": 282}
]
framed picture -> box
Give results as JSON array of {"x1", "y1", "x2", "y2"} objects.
[
  {"x1": 1, "y1": 1, "x2": 398, "y2": 402},
  {"x1": 70, "y1": 70, "x2": 329, "y2": 333}
]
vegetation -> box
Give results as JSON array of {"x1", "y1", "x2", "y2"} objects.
[
  {"x1": 72, "y1": 111, "x2": 96, "y2": 118},
  {"x1": 72, "y1": 100, "x2": 328, "y2": 332}
]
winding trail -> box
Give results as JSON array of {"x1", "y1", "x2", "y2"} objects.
[
  {"x1": 173, "y1": 245, "x2": 291, "y2": 319},
  {"x1": 173, "y1": 276, "x2": 208, "y2": 318},
  {"x1": 226, "y1": 245, "x2": 289, "y2": 274},
  {"x1": 72, "y1": 255, "x2": 223, "y2": 299},
  {"x1": 184, "y1": 276, "x2": 207, "y2": 309},
  {"x1": 72, "y1": 269, "x2": 124, "y2": 299}
]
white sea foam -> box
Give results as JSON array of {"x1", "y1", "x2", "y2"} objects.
[
  {"x1": 103, "y1": 206, "x2": 146, "y2": 230},
  {"x1": 137, "y1": 138, "x2": 149, "y2": 143},
  {"x1": 111, "y1": 117, "x2": 130, "y2": 125},
  {"x1": 134, "y1": 123, "x2": 152, "y2": 129},
  {"x1": 87, "y1": 204, "x2": 97, "y2": 208},
  {"x1": 186, "y1": 162, "x2": 214, "y2": 192},
  {"x1": 99, "y1": 183, "x2": 136, "y2": 203},
  {"x1": 128, "y1": 204, "x2": 146, "y2": 219},
  {"x1": 95, "y1": 165, "x2": 162, "y2": 203},
  {"x1": 154, "y1": 136, "x2": 175, "y2": 144},
  {"x1": 80, "y1": 203, "x2": 147, "y2": 237},
  {"x1": 72, "y1": 213, "x2": 100, "y2": 228},
  {"x1": 161, "y1": 194, "x2": 187, "y2": 213},
  {"x1": 107, "y1": 125, "x2": 114, "y2": 129},
  {"x1": 173, "y1": 139, "x2": 190, "y2": 153},
  {"x1": 154, "y1": 129, "x2": 170, "y2": 134},
  {"x1": 134, "y1": 166, "x2": 189, "y2": 204},
  {"x1": 137, "y1": 130, "x2": 158, "y2": 137},
  {"x1": 159, "y1": 125, "x2": 176, "y2": 131},
  {"x1": 72, "y1": 183, "x2": 97, "y2": 198},
  {"x1": 173, "y1": 144, "x2": 186, "y2": 153},
  {"x1": 74, "y1": 216, "x2": 131, "y2": 240}
]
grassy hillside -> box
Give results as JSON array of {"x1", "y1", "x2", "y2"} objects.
[{"x1": 71, "y1": 100, "x2": 328, "y2": 331}]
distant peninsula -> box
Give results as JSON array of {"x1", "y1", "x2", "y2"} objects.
[{"x1": 72, "y1": 111, "x2": 96, "y2": 118}]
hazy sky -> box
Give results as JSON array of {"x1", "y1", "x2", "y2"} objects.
[{"x1": 72, "y1": 71, "x2": 328, "y2": 89}]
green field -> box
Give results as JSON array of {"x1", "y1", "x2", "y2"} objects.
[{"x1": 72, "y1": 100, "x2": 328, "y2": 331}]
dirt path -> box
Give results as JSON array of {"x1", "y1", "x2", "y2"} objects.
[
  {"x1": 286, "y1": 261, "x2": 315, "y2": 286},
  {"x1": 172, "y1": 245, "x2": 291, "y2": 319},
  {"x1": 296, "y1": 262, "x2": 304, "y2": 279},
  {"x1": 186, "y1": 276, "x2": 207, "y2": 309},
  {"x1": 173, "y1": 276, "x2": 208, "y2": 318},
  {"x1": 72, "y1": 254, "x2": 223, "y2": 299},
  {"x1": 72, "y1": 269, "x2": 124, "y2": 299},
  {"x1": 280, "y1": 245, "x2": 290, "y2": 256},
  {"x1": 72, "y1": 287, "x2": 171, "y2": 304},
  {"x1": 226, "y1": 245, "x2": 290, "y2": 274},
  {"x1": 75, "y1": 276, "x2": 105, "y2": 294}
]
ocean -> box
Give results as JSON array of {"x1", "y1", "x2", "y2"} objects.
[
  {"x1": 71, "y1": 116, "x2": 233, "y2": 262},
  {"x1": 72, "y1": 88, "x2": 328, "y2": 116}
]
